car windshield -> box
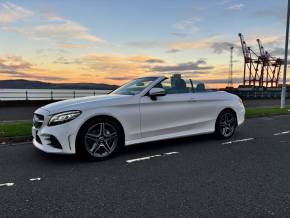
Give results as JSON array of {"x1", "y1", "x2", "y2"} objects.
[{"x1": 111, "y1": 77, "x2": 158, "y2": 95}]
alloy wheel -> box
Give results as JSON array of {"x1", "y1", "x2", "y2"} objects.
[
  {"x1": 84, "y1": 122, "x2": 118, "y2": 158},
  {"x1": 219, "y1": 112, "x2": 236, "y2": 137}
]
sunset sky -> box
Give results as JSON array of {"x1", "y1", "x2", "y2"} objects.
[{"x1": 0, "y1": 0, "x2": 288, "y2": 87}]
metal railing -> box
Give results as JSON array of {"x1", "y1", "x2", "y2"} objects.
[
  {"x1": 1, "y1": 89, "x2": 289, "y2": 101},
  {"x1": 0, "y1": 89, "x2": 112, "y2": 101}
]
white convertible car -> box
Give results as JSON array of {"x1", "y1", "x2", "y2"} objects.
[{"x1": 32, "y1": 74, "x2": 245, "y2": 160}]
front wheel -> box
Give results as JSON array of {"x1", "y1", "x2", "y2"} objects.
[
  {"x1": 76, "y1": 118, "x2": 123, "y2": 161},
  {"x1": 215, "y1": 110, "x2": 237, "y2": 139}
]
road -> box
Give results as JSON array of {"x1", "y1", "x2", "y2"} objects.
[
  {"x1": 1, "y1": 115, "x2": 290, "y2": 217},
  {"x1": 1, "y1": 99, "x2": 290, "y2": 121}
]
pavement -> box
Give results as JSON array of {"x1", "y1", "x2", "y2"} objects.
[
  {"x1": 0, "y1": 106, "x2": 39, "y2": 121},
  {"x1": 0, "y1": 115, "x2": 290, "y2": 217}
]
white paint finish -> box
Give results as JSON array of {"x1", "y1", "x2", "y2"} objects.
[
  {"x1": 29, "y1": 178, "x2": 41, "y2": 181},
  {"x1": 32, "y1": 76, "x2": 245, "y2": 155},
  {"x1": 0, "y1": 183, "x2": 14, "y2": 187},
  {"x1": 222, "y1": 138, "x2": 254, "y2": 145},
  {"x1": 140, "y1": 93, "x2": 204, "y2": 138},
  {"x1": 274, "y1": 131, "x2": 290, "y2": 136}
]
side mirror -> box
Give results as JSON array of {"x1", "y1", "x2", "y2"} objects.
[{"x1": 149, "y1": 88, "x2": 166, "y2": 100}]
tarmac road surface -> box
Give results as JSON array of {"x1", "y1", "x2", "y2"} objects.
[{"x1": 0, "y1": 115, "x2": 290, "y2": 217}]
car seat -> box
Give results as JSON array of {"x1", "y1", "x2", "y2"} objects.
[{"x1": 196, "y1": 83, "x2": 205, "y2": 92}]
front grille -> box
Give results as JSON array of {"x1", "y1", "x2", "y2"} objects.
[{"x1": 33, "y1": 113, "x2": 44, "y2": 128}]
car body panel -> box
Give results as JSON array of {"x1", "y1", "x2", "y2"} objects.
[{"x1": 140, "y1": 93, "x2": 206, "y2": 138}]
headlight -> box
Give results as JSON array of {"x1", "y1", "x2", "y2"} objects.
[{"x1": 48, "y1": 110, "x2": 81, "y2": 126}]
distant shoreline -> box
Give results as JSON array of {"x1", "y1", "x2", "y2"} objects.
[{"x1": 0, "y1": 79, "x2": 118, "y2": 90}]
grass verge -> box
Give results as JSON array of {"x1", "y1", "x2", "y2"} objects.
[
  {"x1": 0, "y1": 122, "x2": 32, "y2": 138},
  {"x1": 246, "y1": 106, "x2": 290, "y2": 118},
  {"x1": 0, "y1": 107, "x2": 290, "y2": 139}
]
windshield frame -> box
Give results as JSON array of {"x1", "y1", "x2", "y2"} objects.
[{"x1": 110, "y1": 76, "x2": 162, "y2": 96}]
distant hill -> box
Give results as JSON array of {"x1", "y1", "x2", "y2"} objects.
[{"x1": 0, "y1": 79, "x2": 119, "y2": 90}]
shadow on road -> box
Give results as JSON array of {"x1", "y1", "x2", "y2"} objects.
[
  {"x1": 122, "y1": 133, "x2": 216, "y2": 154},
  {"x1": 31, "y1": 133, "x2": 219, "y2": 164}
]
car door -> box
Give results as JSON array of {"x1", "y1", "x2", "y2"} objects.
[
  {"x1": 187, "y1": 91, "x2": 219, "y2": 134},
  {"x1": 139, "y1": 76, "x2": 196, "y2": 139},
  {"x1": 187, "y1": 82, "x2": 225, "y2": 134}
]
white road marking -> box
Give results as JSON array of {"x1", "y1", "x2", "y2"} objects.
[
  {"x1": 29, "y1": 178, "x2": 41, "y2": 181},
  {"x1": 164, "y1": 151, "x2": 179, "y2": 155},
  {"x1": 0, "y1": 178, "x2": 41, "y2": 188},
  {"x1": 274, "y1": 131, "x2": 290, "y2": 136},
  {"x1": 0, "y1": 183, "x2": 14, "y2": 187},
  {"x1": 222, "y1": 138, "x2": 254, "y2": 145},
  {"x1": 126, "y1": 151, "x2": 180, "y2": 164},
  {"x1": 126, "y1": 155, "x2": 161, "y2": 163}
]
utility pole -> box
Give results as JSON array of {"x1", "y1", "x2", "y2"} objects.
[
  {"x1": 281, "y1": 0, "x2": 290, "y2": 108},
  {"x1": 228, "y1": 46, "x2": 234, "y2": 87}
]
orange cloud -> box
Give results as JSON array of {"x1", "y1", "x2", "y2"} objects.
[
  {"x1": 168, "y1": 35, "x2": 225, "y2": 50},
  {"x1": 57, "y1": 42, "x2": 93, "y2": 49}
]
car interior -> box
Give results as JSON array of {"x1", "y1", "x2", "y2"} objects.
[{"x1": 155, "y1": 74, "x2": 206, "y2": 94}]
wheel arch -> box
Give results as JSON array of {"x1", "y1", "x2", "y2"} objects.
[
  {"x1": 216, "y1": 107, "x2": 238, "y2": 126},
  {"x1": 75, "y1": 114, "x2": 125, "y2": 147}
]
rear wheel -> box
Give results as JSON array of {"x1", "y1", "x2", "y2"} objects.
[
  {"x1": 77, "y1": 118, "x2": 123, "y2": 161},
  {"x1": 215, "y1": 109, "x2": 237, "y2": 139}
]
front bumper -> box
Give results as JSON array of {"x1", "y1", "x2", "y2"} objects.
[
  {"x1": 32, "y1": 108, "x2": 79, "y2": 154},
  {"x1": 33, "y1": 138, "x2": 64, "y2": 154},
  {"x1": 32, "y1": 124, "x2": 77, "y2": 154}
]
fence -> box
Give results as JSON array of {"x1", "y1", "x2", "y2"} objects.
[{"x1": 0, "y1": 89, "x2": 111, "y2": 101}]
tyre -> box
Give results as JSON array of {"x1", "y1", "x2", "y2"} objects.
[
  {"x1": 215, "y1": 109, "x2": 237, "y2": 139},
  {"x1": 76, "y1": 118, "x2": 124, "y2": 161}
]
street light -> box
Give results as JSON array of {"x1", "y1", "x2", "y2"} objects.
[{"x1": 281, "y1": 0, "x2": 290, "y2": 108}]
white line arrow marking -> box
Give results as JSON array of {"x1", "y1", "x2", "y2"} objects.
[
  {"x1": 222, "y1": 138, "x2": 254, "y2": 145},
  {"x1": 126, "y1": 151, "x2": 180, "y2": 163},
  {"x1": 274, "y1": 131, "x2": 290, "y2": 136},
  {"x1": 164, "y1": 151, "x2": 179, "y2": 155},
  {"x1": 0, "y1": 183, "x2": 14, "y2": 187},
  {"x1": 29, "y1": 178, "x2": 41, "y2": 181}
]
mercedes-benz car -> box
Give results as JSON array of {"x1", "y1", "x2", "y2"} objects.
[{"x1": 32, "y1": 74, "x2": 245, "y2": 161}]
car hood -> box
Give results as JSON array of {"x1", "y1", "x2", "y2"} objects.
[{"x1": 41, "y1": 94, "x2": 131, "y2": 114}]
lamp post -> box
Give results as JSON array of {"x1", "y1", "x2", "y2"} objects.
[{"x1": 281, "y1": 0, "x2": 290, "y2": 108}]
